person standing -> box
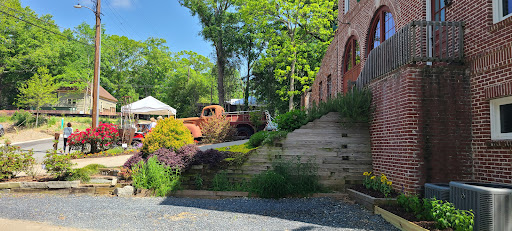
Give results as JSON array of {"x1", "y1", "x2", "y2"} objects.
[
  {"x1": 63, "y1": 123, "x2": 73, "y2": 152},
  {"x1": 149, "y1": 117, "x2": 157, "y2": 129}
]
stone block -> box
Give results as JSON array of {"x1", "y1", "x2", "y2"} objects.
[
  {"x1": 0, "y1": 182, "x2": 20, "y2": 189},
  {"x1": 20, "y1": 182, "x2": 48, "y2": 189},
  {"x1": 0, "y1": 189, "x2": 10, "y2": 193},
  {"x1": 47, "y1": 181, "x2": 80, "y2": 189},
  {"x1": 114, "y1": 185, "x2": 134, "y2": 197}
]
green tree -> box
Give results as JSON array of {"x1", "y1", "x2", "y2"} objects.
[
  {"x1": 178, "y1": 0, "x2": 241, "y2": 106},
  {"x1": 16, "y1": 67, "x2": 59, "y2": 127},
  {"x1": 241, "y1": 0, "x2": 337, "y2": 111}
]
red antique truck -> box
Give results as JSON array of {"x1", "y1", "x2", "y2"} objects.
[{"x1": 180, "y1": 105, "x2": 267, "y2": 140}]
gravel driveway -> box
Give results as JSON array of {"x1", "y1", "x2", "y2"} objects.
[{"x1": 0, "y1": 194, "x2": 398, "y2": 231}]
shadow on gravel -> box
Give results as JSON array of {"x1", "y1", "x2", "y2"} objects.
[{"x1": 159, "y1": 197, "x2": 397, "y2": 230}]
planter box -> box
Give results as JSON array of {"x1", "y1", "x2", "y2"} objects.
[
  {"x1": 347, "y1": 189, "x2": 396, "y2": 212},
  {"x1": 374, "y1": 206, "x2": 428, "y2": 231}
]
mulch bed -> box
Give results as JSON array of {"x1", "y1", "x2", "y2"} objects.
[{"x1": 350, "y1": 184, "x2": 400, "y2": 198}]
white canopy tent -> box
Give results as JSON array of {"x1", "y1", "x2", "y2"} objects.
[{"x1": 121, "y1": 96, "x2": 177, "y2": 117}]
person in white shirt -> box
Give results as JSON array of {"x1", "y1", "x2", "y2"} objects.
[
  {"x1": 63, "y1": 123, "x2": 73, "y2": 152},
  {"x1": 150, "y1": 117, "x2": 157, "y2": 129}
]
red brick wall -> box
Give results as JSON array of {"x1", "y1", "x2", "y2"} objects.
[
  {"x1": 369, "y1": 64, "x2": 472, "y2": 193},
  {"x1": 310, "y1": 0, "x2": 512, "y2": 191}
]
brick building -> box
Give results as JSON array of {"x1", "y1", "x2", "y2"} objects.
[{"x1": 309, "y1": 0, "x2": 512, "y2": 193}]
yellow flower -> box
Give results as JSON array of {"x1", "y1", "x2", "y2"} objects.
[
  {"x1": 363, "y1": 172, "x2": 369, "y2": 176},
  {"x1": 371, "y1": 176, "x2": 376, "y2": 180},
  {"x1": 387, "y1": 181, "x2": 392, "y2": 186}
]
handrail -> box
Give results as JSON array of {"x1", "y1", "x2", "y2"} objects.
[{"x1": 356, "y1": 21, "x2": 465, "y2": 88}]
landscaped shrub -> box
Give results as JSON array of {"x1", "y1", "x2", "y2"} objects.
[
  {"x1": 397, "y1": 194, "x2": 474, "y2": 230},
  {"x1": 65, "y1": 164, "x2": 106, "y2": 182},
  {"x1": 337, "y1": 88, "x2": 372, "y2": 122},
  {"x1": 248, "y1": 131, "x2": 289, "y2": 148},
  {"x1": 192, "y1": 149, "x2": 226, "y2": 168},
  {"x1": 43, "y1": 149, "x2": 74, "y2": 178},
  {"x1": 275, "y1": 109, "x2": 308, "y2": 131},
  {"x1": 67, "y1": 123, "x2": 120, "y2": 154},
  {"x1": 142, "y1": 117, "x2": 193, "y2": 153},
  {"x1": 11, "y1": 110, "x2": 35, "y2": 127},
  {"x1": 249, "y1": 158, "x2": 322, "y2": 198},
  {"x1": 132, "y1": 156, "x2": 181, "y2": 197},
  {"x1": 200, "y1": 114, "x2": 236, "y2": 144},
  {"x1": 211, "y1": 171, "x2": 249, "y2": 191},
  {"x1": 0, "y1": 145, "x2": 35, "y2": 180},
  {"x1": 124, "y1": 145, "x2": 202, "y2": 171}
]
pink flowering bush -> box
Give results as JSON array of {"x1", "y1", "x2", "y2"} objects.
[{"x1": 68, "y1": 123, "x2": 120, "y2": 154}]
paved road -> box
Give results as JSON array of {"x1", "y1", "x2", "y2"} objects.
[
  {"x1": 16, "y1": 138, "x2": 61, "y2": 162},
  {"x1": 0, "y1": 194, "x2": 398, "y2": 231}
]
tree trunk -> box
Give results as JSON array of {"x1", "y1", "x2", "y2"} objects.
[
  {"x1": 288, "y1": 49, "x2": 297, "y2": 112},
  {"x1": 244, "y1": 61, "x2": 250, "y2": 111},
  {"x1": 215, "y1": 40, "x2": 225, "y2": 107},
  {"x1": 36, "y1": 110, "x2": 39, "y2": 128}
]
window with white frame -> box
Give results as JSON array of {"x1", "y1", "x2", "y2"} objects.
[
  {"x1": 490, "y1": 96, "x2": 512, "y2": 140},
  {"x1": 493, "y1": 0, "x2": 512, "y2": 23},
  {"x1": 344, "y1": 0, "x2": 349, "y2": 14}
]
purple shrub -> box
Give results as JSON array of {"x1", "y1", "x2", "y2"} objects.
[
  {"x1": 151, "y1": 148, "x2": 185, "y2": 170},
  {"x1": 177, "y1": 144, "x2": 201, "y2": 169},
  {"x1": 123, "y1": 151, "x2": 144, "y2": 169},
  {"x1": 192, "y1": 149, "x2": 226, "y2": 168}
]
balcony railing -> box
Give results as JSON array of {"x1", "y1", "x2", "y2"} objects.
[{"x1": 356, "y1": 21, "x2": 465, "y2": 88}]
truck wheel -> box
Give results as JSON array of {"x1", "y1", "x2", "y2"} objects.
[{"x1": 236, "y1": 127, "x2": 254, "y2": 139}]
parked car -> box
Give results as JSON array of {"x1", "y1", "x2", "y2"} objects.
[{"x1": 0, "y1": 124, "x2": 4, "y2": 137}]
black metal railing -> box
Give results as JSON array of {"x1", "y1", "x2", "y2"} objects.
[{"x1": 356, "y1": 21, "x2": 465, "y2": 88}]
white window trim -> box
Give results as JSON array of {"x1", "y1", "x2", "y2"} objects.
[
  {"x1": 344, "y1": 0, "x2": 349, "y2": 14},
  {"x1": 490, "y1": 95, "x2": 512, "y2": 140},
  {"x1": 492, "y1": 0, "x2": 512, "y2": 23}
]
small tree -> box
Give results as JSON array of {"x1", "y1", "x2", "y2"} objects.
[{"x1": 16, "y1": 67, "x2": 59, "y2": 127}]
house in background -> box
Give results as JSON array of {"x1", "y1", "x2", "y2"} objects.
[
  {"x1": 51, "y1": 85, "x2": 118, "y2": 115},
  {"x1": 309, "y1": 0, "x2": 512, "y2": 193}
]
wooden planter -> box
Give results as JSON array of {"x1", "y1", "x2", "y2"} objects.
[
  {"x1": 374, "y1": 206, "x2": 428, "y2": 231},
  {"x1": 347, "y1": 189, "x2": 396, "y2": 212}
]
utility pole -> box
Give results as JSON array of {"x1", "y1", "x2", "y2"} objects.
[
  {"x1": 92, "y1": 0, "x2": 101, "y2": 129},
  {"x1": 74, "y1": 0, "x2": 101, "y2": 129}
]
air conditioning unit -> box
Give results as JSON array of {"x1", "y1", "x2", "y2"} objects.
[
  {"x1": 450, "y1": 181, "x2": 512, "y2": 231},
  {"x1": 424, "y1": 183, "x2": 450, "y2": 201}
]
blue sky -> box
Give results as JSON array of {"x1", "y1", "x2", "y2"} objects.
[{"x1": 19, "y1": 0, "x2": 213, "y2": 59}]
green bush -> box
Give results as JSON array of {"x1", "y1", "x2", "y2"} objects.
[
  {"x1": 142, "y1": 117, "x2": 194, "y2": 153},
  {"x1": 275, "y1": 109, "x2": 308, "y2": 132},
  {"x1": 11, "y1": 110, "x2": 35, "y2": 127},
  {"x1": 132, "y1": 156, "x2": 181, "y2": 197},
  {"x1": 249, "y1": 158, "x2": 322, "y2": 198},
  {"x1": 337, "y1": 88, "x2": 373, "y2": 122},
  {"x1": 65, "y1": 164, "x2": 106, "y2": 182},
  {"x1": 397, "y1": 194, "x2": 473, "y2": 230},
  {"x1": 248, "y1": 131, "x2": 268, "y2": 147},
  {"x1": 42, "y1": 149, "x2": 74, "y2": 178},
  {"x1": 0, "y1": 145, "x2": 35, "y2": 180},
  {"x1": 211, "y1": 171, "x2": 250, "y2": 191},
  {"x1": 248, "y1": 131, "x2": 289, "y2": 148}
]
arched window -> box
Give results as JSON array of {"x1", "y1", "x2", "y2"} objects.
[
  {"x1": 343, "y1": 37, "x2": 361, "y2": 73},
  {"x1": 368, "y1": 6, "x2": 395, "y2": 53}
]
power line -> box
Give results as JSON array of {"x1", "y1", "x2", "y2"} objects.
[
  {"x1": 103, "y1": 0, "x2": 145, "y2": 41},
  {"x1": 0, "y1": 8, "x2": 93, "y2": 47}
]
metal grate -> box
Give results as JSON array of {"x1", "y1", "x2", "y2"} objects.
[
  {"x1": 425, "y1": 183, "x2": 450, "y2": 201},
  {"x1": 450, "y1": 182, "x2": 512, "y2": 231}
]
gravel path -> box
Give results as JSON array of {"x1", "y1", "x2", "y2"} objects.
[{"x1": 0, "y1": 194, "x2": 399, "y2": 231}]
